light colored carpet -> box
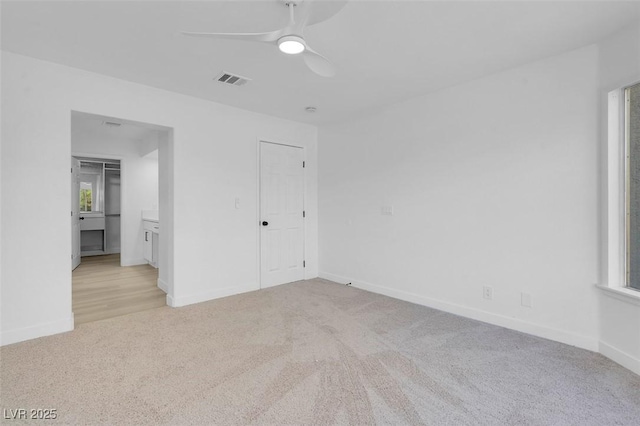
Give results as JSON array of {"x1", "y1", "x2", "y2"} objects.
[{"x1": 1, "y1": 279, "x2": 639, "y2": 425}]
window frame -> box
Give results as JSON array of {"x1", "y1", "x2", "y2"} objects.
[
  {"x1": 600, "y1": 82, "x2": 640, "y2": 304},
  {"x1": 78, "y1": 161, "x2": 104, "y2": 214},
  {"x1": 79, "y1": 186, "x2": 93, "y2": 212},
  {"x1": 625, "y1": 84, "x2": 640, "y2": 290}
]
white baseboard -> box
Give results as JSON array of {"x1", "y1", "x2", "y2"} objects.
[
  {"x1": 120, "y1": 257, "x2": 147, "y2": 267},
  {"x1": 167, "y1": 283, "x2": 259, "y2": 308},
  {"x1": 167, "y1": 294, "x2": 175, "y2": 307},
  {"x1": 157, "y1": 278, "x2": 168, "y2": 293},
  {"x1": 0, "y1": 315, "x2": 74, "y2": 346},
  {"x1": 599, "y1": 341, "x2": 640, "y2": 376},
  {"x1": 319, "y1": 271, "x2": 599, "y2": 352}
]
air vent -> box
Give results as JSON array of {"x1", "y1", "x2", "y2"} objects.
[
  {"x1": 215, "y1": 71, "x2": 251, "y2": 87},
  {"x1": 102, "y1": 121, "x2": 122, "y2": 127}
]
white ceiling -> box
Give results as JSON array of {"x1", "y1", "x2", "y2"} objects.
[
  {"x1": 3, "y1": 1, "x2": 639, "y2": 124},
  {"x1": 72, "y1": 111, "x2": 158, "y2": 141},
  {"x1": 72, "y1": 111, "x2": 161, "y2": 158}
]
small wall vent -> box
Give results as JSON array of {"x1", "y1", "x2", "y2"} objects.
[{"x1": 215, "y1": 71, "x2": 251, "y2": 87}]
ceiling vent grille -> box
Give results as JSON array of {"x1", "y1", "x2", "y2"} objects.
[
  {"x1": 102, "y1": 121, "x2": 122, "y2": 127},
  {"x1": 215, "y1": 72, "x2": 251, "y2": 87}
]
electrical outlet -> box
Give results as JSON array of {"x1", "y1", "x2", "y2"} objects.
[
  {"x1": 521, "y1": 292, "x2": 532, "y2": 308},
  {"x1": 381, "y1": 205, "x2": 394, "y2": 216},
  {"x1": 483, "y1": 286, "x2": 493, "y2": 300},
  {"x1": 235, "y1": 197, "x2": 240, "y2": 209}
]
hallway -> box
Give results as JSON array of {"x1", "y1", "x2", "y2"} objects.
[{"x1": 73, "y1": 254, "x2": 165, "y2": 325}]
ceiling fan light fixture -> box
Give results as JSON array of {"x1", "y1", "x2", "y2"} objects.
[{"x1": 278, "y1": 35, "x2": 306, "y2": 55}]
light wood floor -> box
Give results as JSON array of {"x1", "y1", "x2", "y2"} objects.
[{"x1": 72, "y1": 254, "x2": 166, "y2": 325}]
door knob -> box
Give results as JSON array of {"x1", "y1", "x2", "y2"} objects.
[
  {"x1": 262, "y1": 221, "x2": 268, "y2": 226},
  {"x1": 79, "y1": 217, "x2": 85, "y2": 220}
]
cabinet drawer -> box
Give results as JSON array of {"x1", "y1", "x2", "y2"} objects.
[{"x1": 80, "y1": 216, "x2": 105, "y2": 231}]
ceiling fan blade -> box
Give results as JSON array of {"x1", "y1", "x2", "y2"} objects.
[
  {"x1": 302, "y1": 46, "x2": 336, "y2": 77},
  {"x1": 180, "y1": 30, "x2": 282, "y2": 43}
]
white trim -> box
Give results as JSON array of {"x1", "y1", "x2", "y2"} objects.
[
  {"x1": 72, "y1": 151, "x2": 124, "y2": 161},
  {"x1": 596, "y1": 284, "x2": 640, "y2": 306},
  {"x1": 599, "y1": 341, "x2": 640, "y2": 376},
  {"x1": 606, "y1": 89, "x2": 627, "y2": 288},
  {"x1": 167, "y1": 283, "x2": 259, "y2": 308},
  {"x1": 166, "y1": 294, "x2": 175, "y2": 307},
  {"x1": 319, "y1": 272, "x2": 599, "y2": 351},
  {"x1": 157, "y1": 278, "x2": 168, "y2": 293},
  {"x1": 0, "y1": 316, "x2": 74, "y2": 346}
]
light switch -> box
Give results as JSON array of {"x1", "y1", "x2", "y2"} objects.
[
  {"x1": 381, "y1": 205, "x2": 394, "y2": 216},
  {"x1": 235, "y1": 198, "x2": 240, "y2": 209}
]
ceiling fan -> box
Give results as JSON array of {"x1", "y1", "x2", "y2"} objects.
[{"x1": 181, "y1": 0, "x2": 343, "y2": 77}]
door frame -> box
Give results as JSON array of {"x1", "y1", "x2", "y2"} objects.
[
  {"x1": 72, "y1": 152, "x2": 125, "y2": 261},
  {"x1": 71, "y1": 157, "x2": 81, "y2": 270},
  {"x1": 256, "y1": 139, "x2": 307, "y2": 289}
]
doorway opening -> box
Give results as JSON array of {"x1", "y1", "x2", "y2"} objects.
[
  {"x1": 71, "y1": 156, "x2": 121, "y2": 263},
  {"x1": 70, "y1": 111, "x2": 173, "y2": 325}
]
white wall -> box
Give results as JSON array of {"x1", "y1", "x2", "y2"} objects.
[
  {"x1": 1, "y1": 51, "x2": 318, "y2": 345},
  {"x1": 319, "y1": 44, "x2": 602, "y2": 351},
  {"x1": 597, "y1": 23, "x2": 640, "y2": 375},
  {"x1": 72, "y1": 123, "x2": 160, "y2": 266},
  {"x1": 158, "y1": 130, "x2": 174, "y2": 295}
]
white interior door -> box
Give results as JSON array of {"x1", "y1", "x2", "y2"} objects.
[
  {"x1": 71, "y1": 157, "x2": 81, "y2": 270},
  {"x1": 260, "y1": 142, "x2": 305, "y2": 288}
]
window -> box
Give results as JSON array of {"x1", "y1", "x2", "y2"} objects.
[
  {"x1": 602, "y1": 82, "x2": 640, "y2": 301},
  {"x1": 78, "y1": 161, "x2": 103, "y2": 213},
  {"x1": 626, "y1": 83, "x2": 640, "y2": 290},
  {"x1": 79, "y1": 182, "x2": 93, "y2": 212}
]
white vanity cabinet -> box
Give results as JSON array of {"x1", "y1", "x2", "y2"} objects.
[{"x1": 143, "y1": 220, "x2": 159, "y2": 267}]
